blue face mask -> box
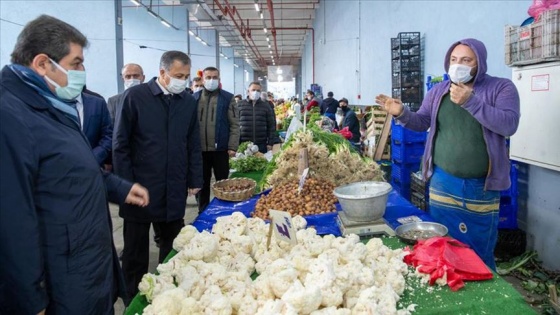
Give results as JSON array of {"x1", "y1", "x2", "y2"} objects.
[{"x1": 43, "y1": 58, "x2": 86, "y2": 100}]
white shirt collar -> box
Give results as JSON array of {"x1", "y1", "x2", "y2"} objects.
[{"x1": 155, "y1": 77, "x2": 170, "y2": 95}]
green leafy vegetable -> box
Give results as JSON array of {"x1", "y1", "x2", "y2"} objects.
[
  {"x1": 230, "y1": 156, "x2": 268, "y2": 173},
  {"x1": 238, "y1": 141, "x2": 251, "y2": 154},
  {"x1": 497, "y1": 251, "x2": 538, "y2": 275}
]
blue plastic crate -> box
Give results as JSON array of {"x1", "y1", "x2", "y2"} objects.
[
  {"x1": 391, "y1": 161, "x2": 420, "y2": 185},
  {"x1": 391, "y1": 140, "x2": 425, "y2": 164},
  {"x1": 391, "y1": 121, "x2": 428, "y2": 143},
  {"x1": 501, "y1": 161, "x2": 519, "y2": 199},
  {"x1": 391, "y1": 179, "x2": 411, "y2": 200},
  {"x1": 498, "y1": 203, "x2": 518, "y2": 229}
]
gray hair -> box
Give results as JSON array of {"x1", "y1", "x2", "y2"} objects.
[
  {"x1": 160, "y1": 51, "x2": 191, "y2": 71},
  {"x1": 11, "y1": 15, "x2": 88, "y2": 65}
]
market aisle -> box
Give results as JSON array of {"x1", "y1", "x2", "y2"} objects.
[{"x1": 111, "y1": 195, "x2": 200, "y2": 314}]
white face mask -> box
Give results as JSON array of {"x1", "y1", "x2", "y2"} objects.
[
  {"x1": 250, "y1": 90, "x2": 261, "y2": 101},
  {"x1": 448, "y1": 64, "x2": 474, "y2": 84},
  {"x1": 124, "y1": 79, "x2": 141, "y2": 90},
  {"x1": 193, "y1": 86, "x2": 202, "y2": 93},
  {"x1": 261, "y1": 93, "x2": 268, "y2": 101},
  {"x1": 165, "y1": 73, "x2": 187, "y2": 94},
  {"x1": 44, "y1": 58, "x2": 86, "y2": 101},
  {"x1": 204, "y1": 79, "x2": 219, "y2": 91}
]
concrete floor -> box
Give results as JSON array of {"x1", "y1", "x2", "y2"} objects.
[{"x1": 111, "y1": 195, "x2": 200, "y2": 314}]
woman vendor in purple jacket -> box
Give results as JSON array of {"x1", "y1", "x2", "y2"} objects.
[{"x1": 375, "y1": 38, "x2": 520, "y2": 271}]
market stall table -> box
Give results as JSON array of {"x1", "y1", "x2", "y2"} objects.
[{"x1": 124, "y1": 190, "x2": 536, "y2": 315}]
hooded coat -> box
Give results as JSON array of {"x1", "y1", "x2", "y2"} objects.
[{"x1": 396, "y1": 38, "x2": 520, "y2": 191}]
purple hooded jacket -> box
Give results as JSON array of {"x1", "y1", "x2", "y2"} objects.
[{"x1": 396, "y1": 38, "x2": 520, "y2": 191}]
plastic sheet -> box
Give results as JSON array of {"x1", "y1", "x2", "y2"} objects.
[
  {"x1": 192, "y1": 188, "x2": 436, "y2": 236},
  {"x1": 404, "y1": 237, "x2": 493, "y2": 291}
]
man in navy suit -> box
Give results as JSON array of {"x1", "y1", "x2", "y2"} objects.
[{"x1": 78, "y1": 91, "x2": 113, "y2": 166}]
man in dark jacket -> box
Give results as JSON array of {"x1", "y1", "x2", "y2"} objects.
[
  {"x1": 79, "y1": 91, "x2": 113, "y2": 165},
  {"x1": 0, "y1": 15, "x2": 149, "y2": 314},
  {"x1": 320, "y1": 91, "x2": 339, "y2": 122},
  {"x1": 113, "y1": 50, "x2": 203, "y2": 299},
  {"x1": 339, "y1": 98, "x2": 361, "y2": 143},
  {"x1": 238, "y1": 81, "x2": 276, "y2": 153},
  {"x1": 194, "y1": 66, "x2": 239, "y2": 213}
]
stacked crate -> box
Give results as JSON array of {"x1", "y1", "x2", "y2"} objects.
[
  {"x1": 391, "y1": 32, "x2": 423, "y2": 112},
  {"x1": 410, "y1": 171, "x2": 429, "y2": 211},
  {"x1": 390, "y1": 120, "x2": 427, "y2": 200},
  {"x1": 498, "y1": 161, "x2": 519, "y2": 229},
  {"x1": 389, "y1": 32, "x2": 425, "y2": 200},
  {"x1": 363, "y1": 107, "x2": 390, "y2": 160}
]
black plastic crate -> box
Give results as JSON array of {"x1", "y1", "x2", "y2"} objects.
[
  {"x1": 400, "y1": 87, "x2": 422, "y2": 103},
  {"x1": 401, "y1": 71, "x2": 422, "y2": 87},
  {"x1": 410, "y1": 171, "x2": 429, "y2": 199},
  {"x1": 411, "y1": 191, "x2": 428, "y2": 211},
  {"x1": 401, "y1": 56, "x2": 421, "y2": 71},
  {"x1": 396, "y1": 32, "x2": 420, "y2": 47}
]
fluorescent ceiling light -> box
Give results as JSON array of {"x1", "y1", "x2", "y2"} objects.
[
  {"x1": 220, "y1": 53, "x2": 225, "y2": 57},
  {"x1": 254, "y1": 3, "x2": 259, "y2": 11},
  {"x1": 233, "y1": 64, "x2": 239, "y2": 68},
  {"x1": 224, "y1": 56, "x2": 229, "y2": 60},
  {"x1": 266, "y1": 37, "x2": 270, "y2": 42},
  {"x1": 278, "y1": 75, "x2": 283, "y2": 82},
  {"x1": 201, "y1": 41, "x2": 209, "y2": 46},
  {"x1": 147, "y1": 10, "x2": 158, "y2": 19},
  {"x1": 270, "y1": 50, "x2": 272, "y2": 54},
  {"x1": 160, "y1": 19, "x2": 171, "y2": 28},
  {"x1": 188, "y1": 30, "x2": 195, "y2": 36},
  {"x1": 195, "y1": 36, "x2": 202, "y2": 41},
  {"x1": 130, "y1": 0, "x2": 140, "y2": 5},
  {"x1": 263, "y1": 28, "x2": 267, "y2": 33},
  {"x1": 260, "y1": 12, "x2": 264, "y2": 19},
  {"x1": 268, "y1": 44, "x2": 271, "y2": 48},
  {"x1": 277, "y1": 68, "x2": 283, "y2": 74}
]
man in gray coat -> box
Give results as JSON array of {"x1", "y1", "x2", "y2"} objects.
[{"x1": 107, "y1": 63, "x2": 145, "y2": 124}]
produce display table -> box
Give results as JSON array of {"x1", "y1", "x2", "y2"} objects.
[
  {"x1": 125, "y1": 237, "x2": 536, "y2": 315},
  {"x1": 124, "y1": 180, "x2": 536, "y2": 315}
]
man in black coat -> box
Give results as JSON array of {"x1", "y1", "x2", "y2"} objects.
[
  {"x1": 320, "y1": 91, "x2": 339, "y2": 122},
  {"x1": 113, "y1": 50, "x2": 203, "y2": 299},
  {"x1": 339, "y1": 97, "x2": 361, "y2": 144},
  {"x1": 237, "y1": 81, "x2": 277, "y2": 153},
  {"x1": 0, "y1": 15, "x2": 148, "y2": 314}
]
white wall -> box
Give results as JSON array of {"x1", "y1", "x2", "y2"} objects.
[
  {"x1": 121, "y1": 5, "x2": 189, "y2": 84},
  {"x1": 302, "y1": 0, "x2": 531, "y2": 106},
  {"x1": 0, "y1": 1, "x2": 117, "y2": 99}
]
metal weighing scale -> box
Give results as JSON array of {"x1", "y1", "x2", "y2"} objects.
[{"x1": 336, "y1": 211, "x2": 395, "y2": 238}]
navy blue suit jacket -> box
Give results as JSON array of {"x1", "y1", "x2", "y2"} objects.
[{"x1": 82, "y1": 92, "x2": 113, "y2": 165}]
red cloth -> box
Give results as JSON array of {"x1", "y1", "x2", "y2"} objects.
[
  {"x1": 403, "y1": 237, "x2": 493, "y2": 291},
  {"x1": 305, "y1": 99, "x2": 319, "y2": 111}
]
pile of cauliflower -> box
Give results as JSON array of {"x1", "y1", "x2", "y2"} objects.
[{"x1": 139, "y1": 212, "x2": 416, "y2": 315}]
